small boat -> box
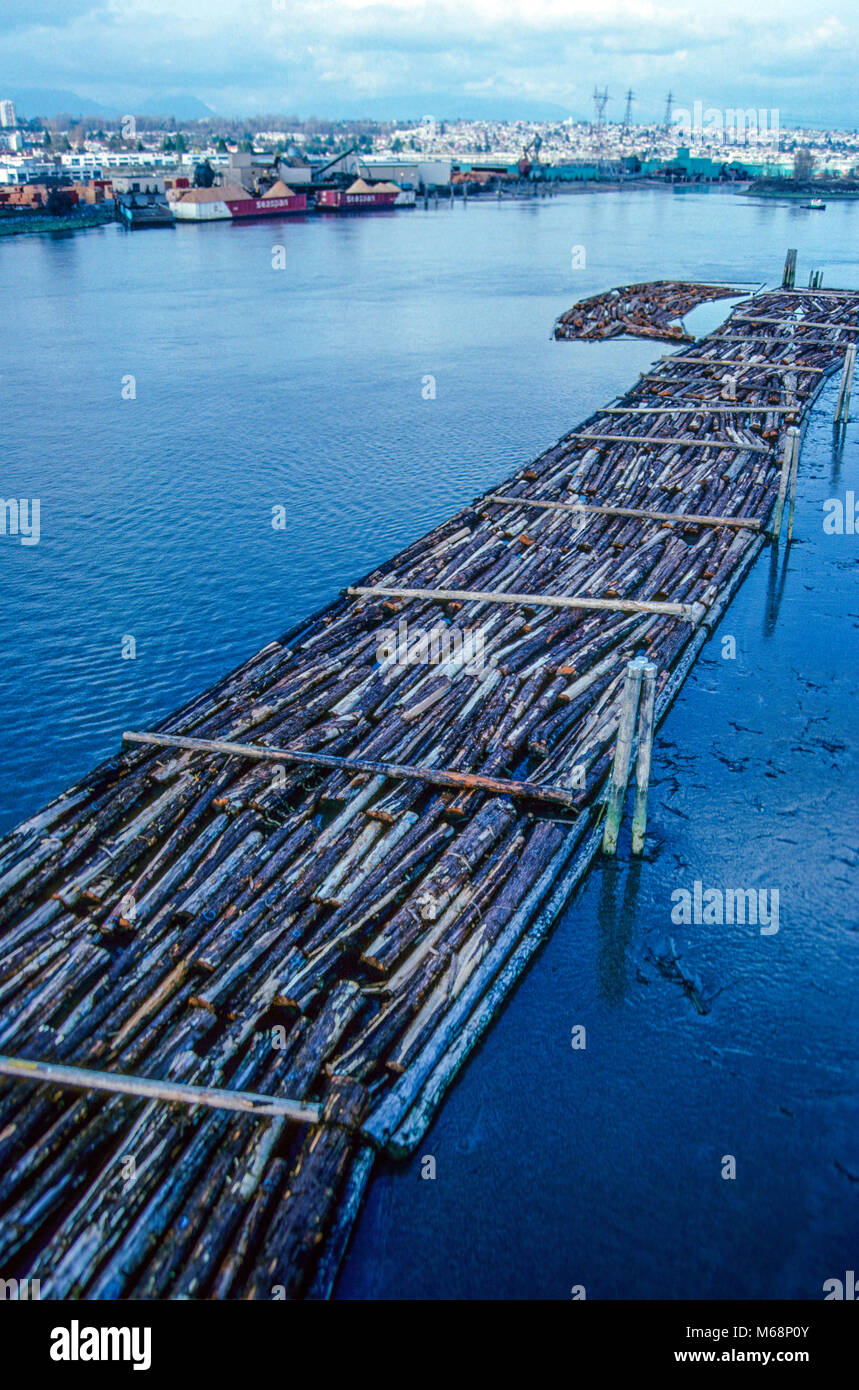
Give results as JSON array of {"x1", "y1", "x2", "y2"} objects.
[{"x1": 800, "y1": 198, "x2": 826, "y2": 210}]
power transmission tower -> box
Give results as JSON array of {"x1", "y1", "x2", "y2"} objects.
[
  {"x1": 662, "y1": 90, "x2": 674, "y2": 135},
  {"x1": 592, "y1": 87, "x2": 610, "y2": 168},
  {"x1": 622, "y1": 89, "x2": 634, "y2": 134}
]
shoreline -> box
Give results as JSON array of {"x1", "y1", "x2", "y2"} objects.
[{"x1": 0, "y1": 206, "x2": 115, "y2": 237}]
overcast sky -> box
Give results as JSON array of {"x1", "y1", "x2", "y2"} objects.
[{"x1": 2, "y1": 0, "x2": 857, "y2": 125}]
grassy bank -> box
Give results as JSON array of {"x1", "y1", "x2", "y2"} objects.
[{"x1": 0, "y1": 206, "x2": 115, "y2": 237}]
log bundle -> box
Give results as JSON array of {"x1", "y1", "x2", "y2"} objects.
[
  {"x1": 554, "y1": 279, "x2": 743, "y2": 342},
  {"x1": 0, "y1": 281, "x2": 857, "y2": 1300}
]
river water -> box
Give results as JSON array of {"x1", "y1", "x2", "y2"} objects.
[{"x1": 2, "y1": 188, "x2": 857, "y2": 1299}]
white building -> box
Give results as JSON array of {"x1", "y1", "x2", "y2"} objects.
[
  {"x1": 60, "y1": 152, "x2": 104, "y2": 175},
  {"x1": 0, "y1": 157, "x2": 55, "y2": 184},
  {"x1": 364, "y1": 158, "x2": 451, "y2": 189},
  {"x1": 275, "y1": 163, "x2": 312, "y2": 185},
  {"x1": 100, "y1": 152, "x2": 181, "y2": 172},
  {"x1": 0, "y1": 100, "x2": 16, "y2": 129}
]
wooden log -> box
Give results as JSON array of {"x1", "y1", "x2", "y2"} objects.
[
  {"x1": 0, "y1": 1055, "x2": 322, "y2": 1125},
  {"x1": 347, "y1": 584, "x2": 699, "y2": 620},
  {"x1": 485, "y1": 494, "x2": 761, "y2": 530},
  {"x1": 122, "y1": 730, "x2": 577, "y2": 809},
  {"x1": 243, "y1": 1076, "x2": 366, "y2": 1300},
  {"x1": 306, "y1": 1142, "x2": 375, "y2": 1300},
  {"x1": 653, "y1": 357, "x2": 825, "y2": 374},
  {"x1": 566, "y1": 431, "x2": 769, "y2": 454},
  {"x1": 362, "y1": 798, "x2": 518, "y2": 972}
]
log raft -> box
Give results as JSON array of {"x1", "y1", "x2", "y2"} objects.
[
  {"x1": 553, "y1": 279, "x2": 744, "y2": 343},
  {"x1": 0, "y1": 273, "x2": 857, "y2": 1300}
]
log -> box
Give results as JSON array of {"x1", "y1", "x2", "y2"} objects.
[
  {"x1": 0, "y1": 1055, "x2": 321, "y2": 1125},
  {"x1": 486, "y1": 494, "x2": 762, "y2": 530},
  {"x1": 347, "y1": 584, "x2": 699, "y2": 620},
  {"x1": 122, "y1": 730, "x2": 578, "y2": 809}
]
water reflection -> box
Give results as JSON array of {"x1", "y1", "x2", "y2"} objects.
[
  {"x1": 763, "y1": 540, "x2": 792, "y2": 637},
  {"x1": 596, "y1": 854, "x2": 643, "y2": 1004}
]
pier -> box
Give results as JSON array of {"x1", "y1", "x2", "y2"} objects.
[{"x1": 0, "y1": 261, "x2": 857, "y2": 1300}]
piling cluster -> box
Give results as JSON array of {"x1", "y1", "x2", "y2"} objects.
[{"x1": 0, "y1": 280, "x2": 857, "y2": 1299}]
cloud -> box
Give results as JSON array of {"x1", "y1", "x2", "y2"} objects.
[
  {"x1": 0, "y1": 1, "x2": 106, "y2": 35},
  {"x1": 0, "y1": 0, "x2": 856, "y2": 124}
]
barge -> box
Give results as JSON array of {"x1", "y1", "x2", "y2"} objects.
[
  {"x1": 316, "y1": 177, "x2": 403, "y2": 211},
  {"x1": 171, "y1": 181, "x2": 307, "y2": 222}
]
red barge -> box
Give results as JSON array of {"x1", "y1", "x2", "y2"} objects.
[
  {"x1": 170, "y1": 180, "x2": 307, "y2": 221},
  {"x1": 315, "y1": 177, "x2": 403, "y2": 211}
]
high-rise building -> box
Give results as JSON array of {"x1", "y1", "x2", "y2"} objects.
[{"x1": 0, "y1": 99, "x2": 16, "y2": 128}]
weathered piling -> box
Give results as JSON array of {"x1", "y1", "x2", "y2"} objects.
[
  {"x1": 783, "y1": 248, "x2": 797, "y2": 289},
  {"x1": 771, "y1": 429, "x2": 795, "y2": 541},
  {"x1": 631, "y1": 663, "x2": 657, "y2": 855},
  {"x1": 786, "y1": 425, "x2": 802, "y2": 543},
  {"x1": 602, "y1": 659, "x2": 645, "y2": 854},
  {"x1": 1, "y1": 270, "x2": 857, "y2": 1300},
  {"x1": 834, "y1": 343, "x2": 856, "y2": 424}
]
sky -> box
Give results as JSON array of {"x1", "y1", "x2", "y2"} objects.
[{"x1": 1, "y1": 0, "x2": 857, "y2": 126}]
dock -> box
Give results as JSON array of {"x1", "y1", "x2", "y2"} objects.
[{"x1": 0, "y1": 260, "x2": 857, "y2": 1299}]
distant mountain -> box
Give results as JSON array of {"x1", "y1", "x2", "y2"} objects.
[
  {"x1": 294, "y1": 94, "x2": 577, "y2": 123},
  {"x1": 4, "y1": 87, "x2": 119, "y2": 119},
  {"x1": 133, "y1": 92, "x2": 218, "y2": 120},
  {"x1": 5, "y1": 82, "x2": 571, "y2": 126},
  {"x1": 2, "y1": 86, "x2": 217, "y2": 121}
]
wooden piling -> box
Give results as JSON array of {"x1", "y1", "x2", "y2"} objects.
[
  {"x1": 771, "y1": 428, "x2": 794, "y2": 541},
  {"x1": 844, "y1": 345, "x2": 856, "y2": 422},
  {"x1": 783, "y1": 248, "x2": 797, "y2": 289},
  {"x1": 601, "y1": 659, "x2": 645, "y2": 855},
  {"x1": 631, "y1": 664, "x2": 657, "y2": 855},
  {"x1": 786, "y1": 425, "x2": 801, "y2": 543},
  {"x1": 835, "y1": 344, "x2": 856, "y2": 424}
]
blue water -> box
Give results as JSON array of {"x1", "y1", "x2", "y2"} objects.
[{"x1": 2, "y1": 188, "x2": 858, "y2": 1300}]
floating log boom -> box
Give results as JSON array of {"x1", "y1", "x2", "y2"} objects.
[{"x1": 0, "y1": 268, "x2": 856, "y2": 1301}]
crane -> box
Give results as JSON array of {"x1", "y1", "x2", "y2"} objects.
[
  {"x1": 311, "y1": 144, "x2": 361, "y2": 183},
  {"x1": 518, "y1": 134, "x2": 543, "y2": 179}
]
